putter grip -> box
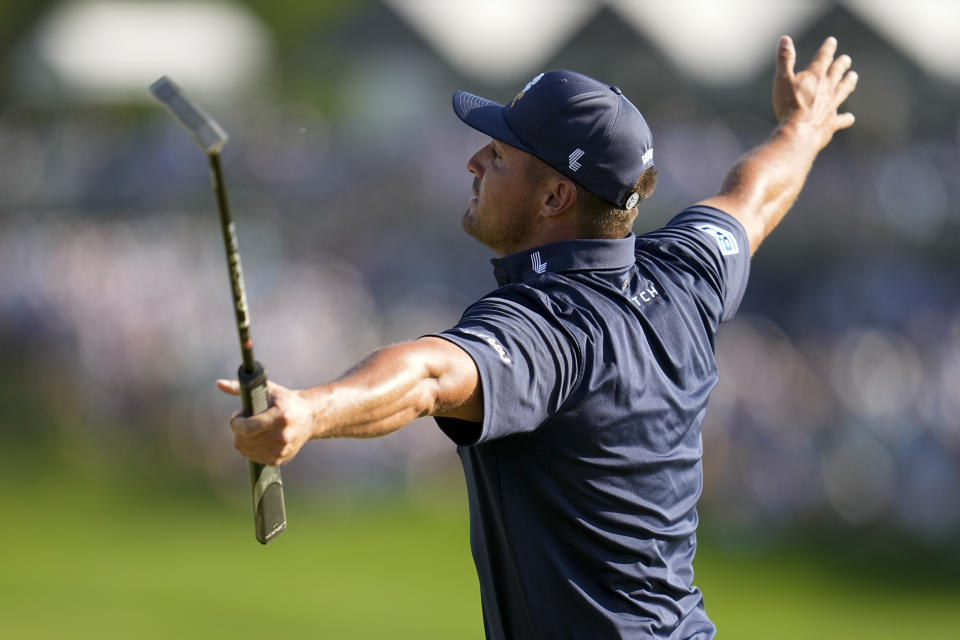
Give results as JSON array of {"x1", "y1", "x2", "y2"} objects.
[{"x1": 239, "y1": 362, "x2": 287, "y2": 544}]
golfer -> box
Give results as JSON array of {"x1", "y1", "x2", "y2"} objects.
[{"x1": 218, "y1": 36, "x2": 857, "y2": 638}]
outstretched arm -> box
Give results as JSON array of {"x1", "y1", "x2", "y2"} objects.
[
  {"x1": 699, "y1": 36, "x2": 858, "y2": 255},
  {"x1": 216, "y1": 337, "x2": 482, "y2": 465}
]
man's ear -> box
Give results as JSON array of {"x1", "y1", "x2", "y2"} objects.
[{"x1": 540, "y1": 177, "x2": 578, "y2": 219}]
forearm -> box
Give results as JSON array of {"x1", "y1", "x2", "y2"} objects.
[
  {"x1": 301, "y1": 337, "x2": 481, "y2": 440},
  {"x1": 221, "y1": 337, "x2": 479, "y2": 465},
  {"x1": 303, "y1": 344, "x2": 440, "y2": 439},
  {"x1": 705, "y1": 120, "x2": 822, "y2": 253}
]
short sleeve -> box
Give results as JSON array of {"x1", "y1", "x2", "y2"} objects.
[
  {"x1": 429, "y1": 287, "x2": 583, "y2": 446},
  {"x1": 636, "y1": 205, "x2": 750, "y2": 323}
]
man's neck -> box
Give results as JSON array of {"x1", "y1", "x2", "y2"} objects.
[{"x1": 494, "y1": 219, "x2": 585, "y2": 257}]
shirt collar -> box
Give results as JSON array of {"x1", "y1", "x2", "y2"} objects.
[{"x1": 490, "y1": 234, "x2": 636, "y2": 286}]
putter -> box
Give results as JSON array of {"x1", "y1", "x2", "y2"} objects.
[{"x1": 150, "y1": 76, "x2": 287, "y2": 544}]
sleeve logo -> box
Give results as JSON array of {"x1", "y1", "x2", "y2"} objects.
[
  {"x1": 695, "y1": 223, "x2": 740, "y2": 256},
  {"x1": 460, "y1": 328, "x2": 512, "y2": 365}
]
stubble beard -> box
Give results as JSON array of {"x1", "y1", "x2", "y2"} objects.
[{"x1": 462, "y1": 200, "x2": 533, "y2": 257}]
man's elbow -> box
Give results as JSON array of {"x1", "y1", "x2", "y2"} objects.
[{"x1": 695, "y1": 193, "x2": 766, "y2": 255}]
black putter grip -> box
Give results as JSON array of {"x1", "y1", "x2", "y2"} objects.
[{"x1": 238, "y1": 361, "x2": 287, "y2": 544}]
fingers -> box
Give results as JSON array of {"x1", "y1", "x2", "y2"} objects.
[
  {"x1": 216, "y1": 378, "x2": 289, "y2": 398},
  {"x1": 776, "y1": 35, "x2": 796, "y2": 81},
  {"x1": 216, "y1": 379, "x2": 241, "y2": 396},
  {"x1": 218, "y1": 377, "x2": 305, "y2": 465},
  {"x1": 835, "y1": 112, "x2": 856, "y2": 131},
  {"x1": 234, "y1": 439, "x2": 291, "y2": 466},
  {"x1": 837, "y1": 68, "x2": 859, "y2": 103},
  {"x1": 772, "y1": 35, "x2": 798, "y2": 122},
  {"x1": 808, "y1": 36, "x2": 838, "y2": 76},
  {"x1": 828, "y1": 53, "x2": 852, "y2": 84},
  {"x1": 230, "y1": 406, "x2": 285, "y2": 439},
  {"x1": 244, "y1": 451, "x2": 287, "y2": 467},
  {"x1": 229, "y1": 408, "x2": 293, "y2": 465}
]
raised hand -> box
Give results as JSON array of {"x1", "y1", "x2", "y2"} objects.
[{"x1": 773, "y1": 36, "x2": 859, "y2": 150}]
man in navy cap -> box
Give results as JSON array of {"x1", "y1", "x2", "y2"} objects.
[{"x1": 219, "y1": 36, "x2": 857, "y2": 638}]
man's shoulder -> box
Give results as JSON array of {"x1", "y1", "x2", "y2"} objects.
[
  {"x1": 636, "y1": 205, "x2": 747, "y2": 251},
  {"x1": 464, "y1": 280, "x2": 582, "y2": 332},
  {"x1": 634, "y1": 204, "x2": 752, "y2": 326}
]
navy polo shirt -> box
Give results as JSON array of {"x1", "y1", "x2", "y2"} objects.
[{"x1": 434, "y1": 205, "x2": 750, "y2": 640}]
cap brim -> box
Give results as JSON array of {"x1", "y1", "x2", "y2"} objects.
[{"x1": 452, "y1": 91, "x2": 532, "y2": 153}]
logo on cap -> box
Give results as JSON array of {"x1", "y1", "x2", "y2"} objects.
[
  {"x1": 568, "y1": 148, "x2": 585, "y2": 172},
  {"x1": 510, "y1": 72, "x2": 544, "y2": 108},
  {"x1": 625, "y1": 193, "x2": 640, "y2": 209}
]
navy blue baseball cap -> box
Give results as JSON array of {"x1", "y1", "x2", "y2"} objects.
[{"x1": 453, "y1": 70, "x2": 654, "y2": 209}]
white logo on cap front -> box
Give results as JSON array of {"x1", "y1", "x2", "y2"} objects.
[
  {"x1": 568, "y1": 148, "x2": 585, "y2": 172},
  {"x1": 522, "y1": 73, "x2": 544, "y2": 92},
  {"x1": 625, "y1": 193, "x2": 640, "y2": 209},
  {"x1": 642, "y1": 148, "x2": 654, "y2": 165},
  {"x1": 510, "y1": 73, "x2": 544, "y2": 107}
]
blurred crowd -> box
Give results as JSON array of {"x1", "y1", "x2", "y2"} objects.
[{"x1": 1, "y1": 1, "x2": 958, "y2": 540}]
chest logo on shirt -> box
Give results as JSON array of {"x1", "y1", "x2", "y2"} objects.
[
  {"x1": 695, "y1": 223, "x2": 740, "y2": 256},
  {"x1": 530, "y1": 251, "x2": 548, "y2": 274},
  {"x1": 460, "y1": 328, "x2": 512, "y2": 365},
  {"x1": 629, "y1": 282, "x2": 660, "y2": 307}
]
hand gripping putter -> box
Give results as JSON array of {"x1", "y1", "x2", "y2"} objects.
[{"x1": 150, "y1": 76, "x2": 287, "y2": 544}]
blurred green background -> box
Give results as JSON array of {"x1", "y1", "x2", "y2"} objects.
[{"x1": 1, "y1": 1, "x2": 959, "y2": 638}]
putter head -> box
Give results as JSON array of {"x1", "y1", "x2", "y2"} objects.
[{"x1": 150, "y1": 75, "x2": 229, "y2": 154}]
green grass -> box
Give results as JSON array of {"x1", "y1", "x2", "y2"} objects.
[
  {"x1": 2, "y1": 473, "x2": 958, "y2": 639},
  {"x1": 1, "y1": 475, "x2": 481, "y2": 639},
  {"x1": 697, "y1": 536, "x2": 960, "y2": 640}
]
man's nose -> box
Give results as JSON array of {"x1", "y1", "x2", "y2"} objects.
[{"x1": 466, "y1": 143, "x2": 490, "y2": 177}]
